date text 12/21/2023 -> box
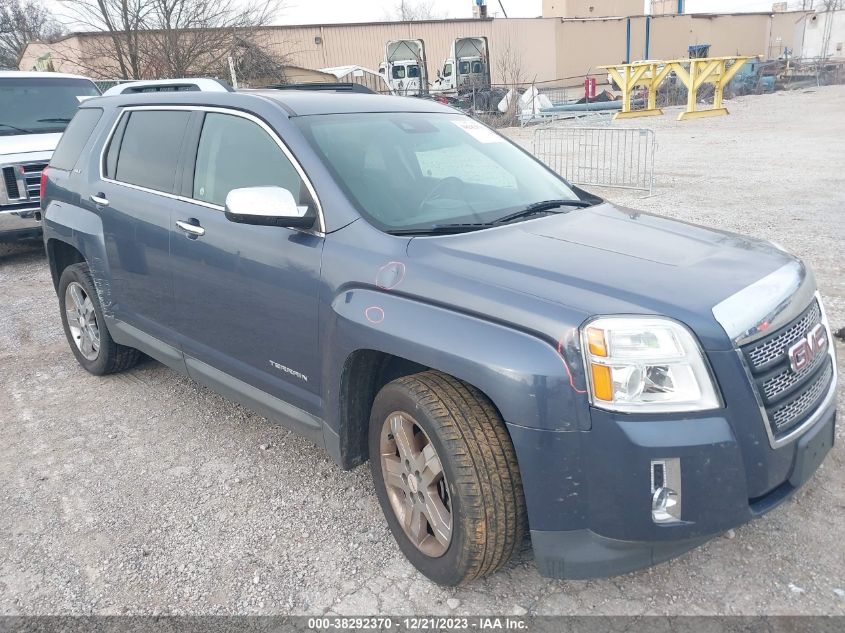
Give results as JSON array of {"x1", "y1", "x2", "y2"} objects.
[{"x1": 307, "y1": 616, "x2": 529, "y2": 630}]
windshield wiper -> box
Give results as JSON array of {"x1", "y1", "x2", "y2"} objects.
[
  {"x1": 386, "y1": 199, "x2": 595, "y2": 236},
  {"x1": 493, "y1": 199, "x2": 592, "y2": 225},
  {"x1": 387, "y1": 223, "x2": 493, "y2": 236},
  {"x1": 36, "y1": 117, "x2": 71, "y2": 123},
  {"x1": 0, "y1": 122, "x2": 33, "y2": 134}
]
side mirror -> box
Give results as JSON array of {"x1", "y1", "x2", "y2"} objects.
[{"x1": 224, "y1": 186, "x2": 315, "y2": 229}]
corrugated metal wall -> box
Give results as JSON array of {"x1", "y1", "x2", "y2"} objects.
[
  {"x1": 20, "y1": 14, "x2": 812, "y2": 87},
  {"x1": 257, "y1": 19, "x2": 557, "y2": 85},
  {"x1": 259, "y1": 20, "x2": 491, "y2": 79}
]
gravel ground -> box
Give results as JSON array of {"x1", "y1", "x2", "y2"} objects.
[{"x1": 1, "y1": 86, "x2": 844, "y2": 617}]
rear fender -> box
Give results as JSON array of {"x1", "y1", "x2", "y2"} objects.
[{"x1": 43, "y1": 199, "x2": 112, "y2": 317}]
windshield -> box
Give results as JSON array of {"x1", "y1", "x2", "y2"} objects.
[
  {"x1": 0, "y1": 77, "x2": 100, "y2": 136},
  {"x1": 294, "y1": 112, "x2": 582, "y2": 233}
]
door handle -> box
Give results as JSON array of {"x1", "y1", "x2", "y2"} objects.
[
  {"x1": 90, "y1": 193, "x2": 109, "y2": 206},
  {"x1": 176, "y1": 219, "x2": 205, "y2": 237}
]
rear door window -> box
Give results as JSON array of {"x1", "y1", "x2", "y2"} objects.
[
  {"x1": 113, "y1": 110, "x2": 190, "y2": 193},
  {"x1": 50, "y1": 108, "x2": 103, "y2": 171},
  {"x1": 192, "y1": 112, "x2": 309, "y2": 209}
]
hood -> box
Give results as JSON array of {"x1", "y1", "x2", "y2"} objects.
[
  {"x1": 405, "y1": 203, "x2": 799, "y2": 350},
  {"x1": 0, "y1": 133, "x2": 61, "y2": 159}
]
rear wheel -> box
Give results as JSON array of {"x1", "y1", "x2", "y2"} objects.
[
  {"x1": 369, "y1": 370, "x2": 526, "y2": 585},
  {"x1": 58, "y1": 263, "x2": 140, "y2": 375}
]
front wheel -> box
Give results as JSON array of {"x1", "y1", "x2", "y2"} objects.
[
  {"x1": 58, "y1": 263, "x2": 140, "y2": 375},
  {"x1": 369, "y1": 370, "x2": 526, "y2": 585}
]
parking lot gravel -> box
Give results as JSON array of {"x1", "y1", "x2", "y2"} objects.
[{"x1": 0, "y1": 85, "x2": 843, "y2": 616}]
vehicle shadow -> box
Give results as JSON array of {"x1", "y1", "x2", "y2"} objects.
[{"x1": 0, "y1": 240, "x2": 45, "y2": 263}]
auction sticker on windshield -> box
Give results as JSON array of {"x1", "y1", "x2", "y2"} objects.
[{"x1": 451, "y1": 119, "x2": 504, "y2": 144}]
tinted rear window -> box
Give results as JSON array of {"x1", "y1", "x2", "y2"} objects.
[
  {"x1": 114, "y1": 110, "x2": 190, "y2": 193},
  {"x1": 50, "y1": 108, "x2": 103, "y2": 171}
]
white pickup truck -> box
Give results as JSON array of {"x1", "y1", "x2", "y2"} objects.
[{"x1": 0, "y1": 71, "x2": 100, "y2": 243}]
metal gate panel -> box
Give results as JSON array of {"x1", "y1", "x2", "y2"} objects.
[{"x1": 533, "y1": 127, "x2": 656, "y2": 193}]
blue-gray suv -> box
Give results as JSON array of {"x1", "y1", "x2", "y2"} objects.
[{"x1": 40, "y1": 84, "x2": 838, "y2": 585}]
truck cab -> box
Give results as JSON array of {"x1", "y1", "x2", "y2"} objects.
[
  {"x1": 378, "y1": 61, "x2": 423, "y2": 95},
  {"x1": 434, "y1": 57, "x2": 488, "y2": 92},
  {"x1": 380, "y1": 40, "x2": 428, "y2": 97},
  {"x1": 432, "y1": 38, "x2": 491, "y2": 94},
  {"x1": 0, "y1": 71, "x2": 99, "y2": 242}
]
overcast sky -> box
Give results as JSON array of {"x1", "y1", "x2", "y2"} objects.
[{"x1": 46, "y1": 0, "x2": 804, "y2": 28}]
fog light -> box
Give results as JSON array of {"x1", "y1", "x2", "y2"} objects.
[
  {"x1": 651, "y1": 458, "x2": 682, "y2": 523},
  {"x1": 652, "y1": 487, "x2": 680, "y2": 523}
]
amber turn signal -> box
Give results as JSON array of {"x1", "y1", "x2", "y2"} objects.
[
  {"x1": 586, "y1": 327, "x2": 608, "y2": 357},
  {"x1": 590, "y1": 363, "x2": 613, "y2": 401}
]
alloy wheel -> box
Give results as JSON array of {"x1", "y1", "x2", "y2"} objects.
[
  {"x1": 379, "y1": 411, "x2": 452, "y2": 557},
  {"x1": 65, "y1": 281, "x2": 100, "y2": 361}
]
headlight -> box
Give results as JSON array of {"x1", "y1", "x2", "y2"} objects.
[{"x1": 581, "y1": 316, "x2": 721, "y2": 413}]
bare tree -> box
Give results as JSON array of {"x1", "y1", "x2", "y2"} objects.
[
  {"x1": 57, "y1": 0, "x2": 151, "y2": 78},
  {"x1": 145, "y1": 0, "x2": 283, "y2": 79},
  {"x1": 496, "y1": 36, "x2": 525, "y2": 88},
  {"x1": 57, "y1": 0, "x2": 286, "y2": 81},
  {"x1": 383, "y1": 0, "x2": 445, "y2": 21},
  {"x1": 818, "y1": 0, "x2": 842, "y2": 61},
  {"x1": 0, "y1": 0, "x2": 63, "y2": 68},
  {"x1": 226, "y1": 34, "x2": 290, "y2": 87},
  {"x1": 495, "y1": 36, "x2": 526, "y2": 124}
]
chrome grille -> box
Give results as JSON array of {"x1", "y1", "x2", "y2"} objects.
[
  {"x1": 22, "y1": 163, "x2": 46, "y2": 199},
  {"x1": 746, "y1": 301, "x2": 821, "y2": 371},
  {"x1": 0, "y1": 161, "x2": 47, "y2": 207},
  {"x1": 770, "y1": 361, "x2": 833, "y2": 433},
  {"x1": 762, "y1": 346, "x2": 826, "y2": 400},
  {"x1": 741, "y1": 299, "x2": 833, "y2": 440},
  {"x1": 2, "y1": 166, "x2": 19, "y2": 199}
]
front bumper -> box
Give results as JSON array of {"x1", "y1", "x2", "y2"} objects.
[
  {"x1": 0, "y1": 206, "x2": 42, "y2": 242},
  {"x1": 509, "y1": 389, "x2": 837, "y2": 580}
]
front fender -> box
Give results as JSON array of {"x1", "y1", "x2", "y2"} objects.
[{"x1": 326, "y1": 287, "x2": 591, "y2": 433}]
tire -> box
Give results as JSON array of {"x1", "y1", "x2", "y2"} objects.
[
  {"x1": 58, "y1": 262, "x2": 140, "y2": 375},
  {"x1": 369, "y1": 370, "x2": 527, "y2": 585}
]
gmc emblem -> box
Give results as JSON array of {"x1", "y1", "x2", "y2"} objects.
[{"x1": 787, "y1": 324, "x2": 828, "y2": 373}]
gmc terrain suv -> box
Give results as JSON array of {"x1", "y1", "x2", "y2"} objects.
[
  {"x1": 0, "y1": 71, "x2": 99, "y2": 243},
  {"x1": 41, "y1": 83, "x2": 838, "y2": 585}
]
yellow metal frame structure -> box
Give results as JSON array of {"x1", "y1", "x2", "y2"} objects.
[{"x1": 599, "y1": 56, "x2": 754, "y2": 121}]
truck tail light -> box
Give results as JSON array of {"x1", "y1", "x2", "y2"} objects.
[{"x1": 39, "y1": 167, "x2": 49, "y2": 200}]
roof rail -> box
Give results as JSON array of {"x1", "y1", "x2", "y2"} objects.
[
  {"x1": 263, "y1": 82, "x2": 377, "y2": 95},
  {"x1": 102, "y1": 78, "x2": 233, "y2": 96}
]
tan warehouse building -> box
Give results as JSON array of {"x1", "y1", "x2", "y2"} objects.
[{"x1": 20, "y1": 10, "x2": 810, "y2": 88}]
